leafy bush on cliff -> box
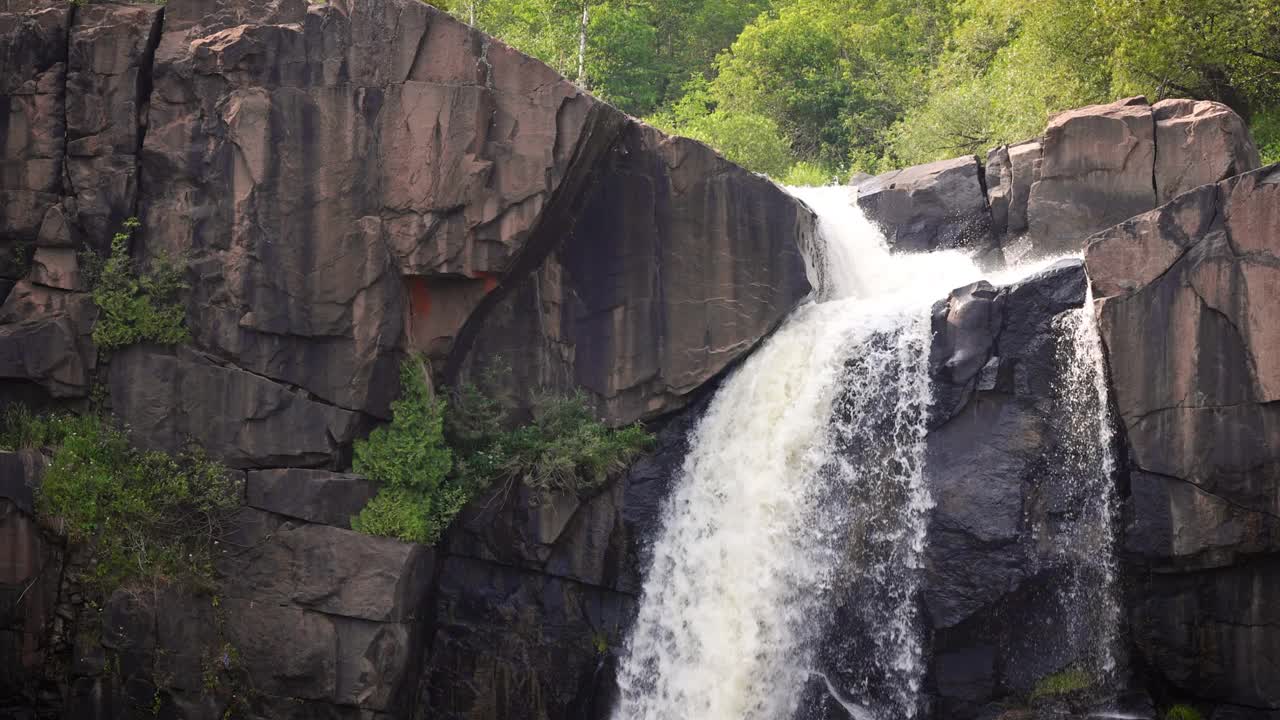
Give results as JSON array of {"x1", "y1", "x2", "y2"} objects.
[
  {"x1": 84, "y1": 217, "x2": 189, "y2": 352},
  {"x1": 351, "y1": 358, "x2": 653, "y2": 544},
  {"x1": 1253, "y1": 106, "x2": 1280, "y2": 165},
  {"x1": 350, "y1": 358, "x2": 465, "y2": 544},
  {"x1": 1, "y1": 408, "x2": 241, "y2": 592},
  {"x1": 460, "y1": 391, "x2": 654, "y2": 501},
  {"x1": 0, "y1": 404, "x2": 72, "y2": 450}
]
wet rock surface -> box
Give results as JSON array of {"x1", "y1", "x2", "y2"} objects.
[
  {"x1": 923, "y1": 260, "x2": 1103, "y2": 718},
  {"x1": 856, "y1": 155, "x2": 998, "y2": 260}
]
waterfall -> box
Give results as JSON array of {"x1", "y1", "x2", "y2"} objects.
[
  {"x1": 1050, "y1": 287, "x2": 1122, "y2": 679},
  {"x1": 611, "y1": 186, "x2": 1116, "y2": 720}
]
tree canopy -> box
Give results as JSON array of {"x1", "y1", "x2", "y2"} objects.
[{"x1": 435, "y1": 0, "x2": 1280, "y2": 179}]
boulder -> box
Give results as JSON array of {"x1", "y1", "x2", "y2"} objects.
[
  {"x1": 855, "y1": 155, "x2": 996, "y2": 258},
  {"x1": 1087, "y1": 163, "x2": 1280, "y2": 708},
  {"x1": 1154, "y1": 98, "x2": 1261, "y2": 204},
  {"x1": 921, "y1": 260, "x2": 1108, "y2": 717},
  {"x1": 985, "y1": 139, "x2": 1041, "y2": 242},
  {"x1": 0, "y1": 282, "x2": 96, "y2": 398},
  {"x1": 217, "y1": 509, "x2": 435, "y2": 623},
  {"x1": 1012, "y1": 97, "x2": 1259, "y2": 258},
  {"x1": 1026, "y1": 97, "x2": 1157, "y2": 255},
  {"x1": 0, "y1": 315, "x2": 90, "y2": 397}
]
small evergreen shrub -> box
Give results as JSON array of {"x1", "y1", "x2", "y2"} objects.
[
  {"x1": 85, "y1": 217, "x2": 189, "y2": 351},
  {"x1": 1165, "y1": 704, "x2": 1203, "y2": 720},
  {"x1": 1029, "y1": 668, "x2": 1093, "y2": 702},
  {"x1": 32, "y1": 413, "x2": 240, "y2": 592},
  {"x1": 350, "y1": 358, "x2": 465, "y2": 545}
]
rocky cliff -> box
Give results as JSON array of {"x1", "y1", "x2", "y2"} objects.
[
  {"x1": 1, "y1": 0, "x2": 810, "y2": 718},
  {"x1": 2, "y1": 1, "x2": 1279, "y2": 720}
]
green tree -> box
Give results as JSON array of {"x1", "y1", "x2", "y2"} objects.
[
  {"x1": 85, "y1": 218, "x2": 190, "y2": 352},
  {"x1": 351, "y1": 358, "x2": 465, "y2": 544},
  {"x1": 707, "y1": 0, "x2": 951, "y2": 171}
]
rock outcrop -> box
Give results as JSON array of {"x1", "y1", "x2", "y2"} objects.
[
  {"x1": 1007, "y1": 97, "x2": 1259, "y2": 258},
  {"x1": 854, "y1": 155, "x2": 997, "y2": 261},
  {"x1": 0, "y1": 0, "x2": 812, "y2": 718},
  {"x1": 128, "y1": 0, "x2": 810, "y2": 436},
  {"x1": 863, "y1": 97, "x2": 1260, "y2": 265},
  {"x1": 1087, "y1": 163, "x2": 1280, "y2": 713},
  {"x1": 3, "y1": 0, "x2": 1278, "y2": 717},
  {"x1": 922, "y1": 260, "x2": 1108, "y2": 717}
]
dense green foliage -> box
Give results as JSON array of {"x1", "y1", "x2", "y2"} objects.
[
  {"x1": 449, "y1": 0, "x2": 1280, "y2": 177},
  {"x1": 1, "y1": 407, "x2": 239, "y2": 592},
  {"x1": 350, "y1": 359, "x2": 464, "y2": 544},
  {"x1": 1029, "y1": 667, "x2": 1093, "y2": 702},
  {"x1": 351, "y1": 357, "x2": 653, "y2": 544},
  {"x1": 84, "y1": 218, "x2": 189, "y2": 351},
  {"x1": 452, "y1": 388, "x2": 654, "y2": 501},
  {"x1": 439, "y1": 0, "x2": 768, "y2": 117}
]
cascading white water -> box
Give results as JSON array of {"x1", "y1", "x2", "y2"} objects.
[
  {"x1": 1051, "y1": 287, "x2": 1122, "y2": 678},
  {"x1": 612, "y1": 186, "x2": 1112, "y2": 720}
]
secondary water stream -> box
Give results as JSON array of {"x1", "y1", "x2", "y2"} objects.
[{"x1": 611, "y1": 187, "x2": 1118, "y2": 720}]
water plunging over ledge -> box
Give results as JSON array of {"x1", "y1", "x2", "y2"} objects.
[{"x1": 611, "y1": 186, "x2": 1117, "y2": 720}]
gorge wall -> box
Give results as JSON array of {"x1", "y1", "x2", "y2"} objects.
[
  {"x1": 1, "y1": 1, "x2": 810, "y2": 718},
  {"x1": 1, "y1": 2, "x2": 1279, "y2": 720}
]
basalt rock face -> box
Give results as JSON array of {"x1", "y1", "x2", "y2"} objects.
[
  {"x1": 425, "y1": 402, "x2": 699, "y2": 720},
  {"x1": 922, "y1": 260, "x2": 1108, "y2": 718},
  {"x1": 1087, "y1": 163, "x2": 1280, "y2": 714},
  {"x1": 0, "y1": 0, "x2": 811, "y2": 718},
  {"x1": 451, "y1": 122, "x2": 813, "y2": 424},
  {"x1": 128, "y1": 0, "x2": 810, "y2": 435}
]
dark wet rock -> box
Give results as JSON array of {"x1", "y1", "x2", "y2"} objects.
[
  {"x1": 1131, "y1": 557, "x2": 1280, "y2": 710},
  {"x1": 425, "y1": 553, "x2": 632, "y2": 720},
  {"x1": 218, "y1": 508, "x2": 435, "y2": 623},
  {"x1": 923, "y1": 259, "x2": 1096, "y2": 716},
  {"x1": 856, "y1": 155, "x2": 997, "y2": 258}
]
